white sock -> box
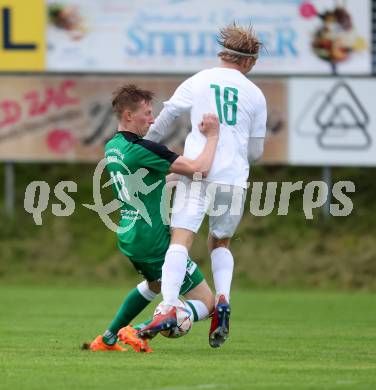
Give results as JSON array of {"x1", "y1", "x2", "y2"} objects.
[
  {"x1": 161, "y1": 244, "x2": 188, "y2": 306},
  {"x1": 211, "y1": 247, "x2": 234, "y2": 302},
  {"x1": 136, "y1": 281, "x2": 157, "y2": 301},
  {"x1": 185, "y1": 300, "x2": 209, "y2": 322}
]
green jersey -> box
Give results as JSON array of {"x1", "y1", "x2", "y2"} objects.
[{"x1": 104, "y1": 131, "x2": 179, "y2": 263}]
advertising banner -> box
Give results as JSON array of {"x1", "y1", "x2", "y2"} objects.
[
  {"x1": 0, "y1": 76, "x2": 287, "y2": 163},
  {"x1": 289, "y1": 78, "x2": 376, "y2": 166},
  {"x1": 46, "y1": 0, "x2": 372, "y2": 75},
  {"x1": 4, "y1": 75, "x2": 376, "y2": 167},
  {"x1": 0, "y1": 0, "x2": 45, "y2": 71}
]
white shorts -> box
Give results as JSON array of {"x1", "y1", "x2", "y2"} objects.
[{"x1": 171, "y1": 176, "x2": 246, "y2": 239}]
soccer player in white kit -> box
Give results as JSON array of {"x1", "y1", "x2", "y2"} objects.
[{"x1": 140, "y1": 23, "x2": 267, "y2": 347}]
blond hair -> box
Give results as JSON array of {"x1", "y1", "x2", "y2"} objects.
[{"x1": 218, "y1": 22, "x2": 260, "y2": 65}]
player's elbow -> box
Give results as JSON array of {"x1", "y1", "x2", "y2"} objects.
[
  {"x1": 248, "y1": 139, "x2": 265, "y2": 162},
  {"x1": 249, "y1": 150, "x2": 264, "y2": 162}
]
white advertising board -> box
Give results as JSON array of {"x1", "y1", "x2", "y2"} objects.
[
  {"x1": 289, "y1": 78, "x2": 376, "y2": 166},
  {"x1": 46, "y1": 0, "x2": 372, "y2": 74}
]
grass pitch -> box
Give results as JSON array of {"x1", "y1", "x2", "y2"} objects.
[{"x1": 1, "y1": 285, "x2": 375, "y2": 390}]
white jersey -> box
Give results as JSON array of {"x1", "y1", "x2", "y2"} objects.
[{"x1": 147, "y1": 67, "x2": 267, "y2": 188}]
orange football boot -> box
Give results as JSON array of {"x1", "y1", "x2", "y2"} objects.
[
  {"x1": 85, "y1": 335, "x2": 127, "y2": 351},
  {"x1": 118, "y1": 326, "x2": 153, "y2": 353}
]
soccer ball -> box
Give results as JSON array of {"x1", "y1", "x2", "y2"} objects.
[{"x1": 153, "y1": 299, "x2": 193, "y2": 338}]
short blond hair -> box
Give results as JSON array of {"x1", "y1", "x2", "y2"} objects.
[{"x1": 218, "y1": 22, "x2": 260, "y2": 65}]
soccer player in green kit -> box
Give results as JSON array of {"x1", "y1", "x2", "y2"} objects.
[{"x1": 84, "y1": 85, "x2": 219, "y2": 352}]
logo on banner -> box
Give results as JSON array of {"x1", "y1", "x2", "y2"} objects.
[
  {"x1": 300, "y1": 1, "x2": 368, "y2": 75},
  {"x1": 0, "y1": 0, "x2": 45, "y2": 70},
  {"x1": 296, "y1": 81, "x2": 371, "y2": 150}
]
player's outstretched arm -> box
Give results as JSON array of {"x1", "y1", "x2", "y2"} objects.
[
  {"x1": 169, "y1": 114, "x2": 219, "y2": 177},
  {"x1": 145, "y1": 77, "x2": 193, "y2": 142},
  {"x1": 248, "y1": 137, "x2": 265, "y2": 162},
  {"x1": 248, "y1": 91, "x2": 267, "y2": 162}
]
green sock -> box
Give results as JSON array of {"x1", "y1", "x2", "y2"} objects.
[
  {"x1": 102, "y1": 330, "x2": 117, "y2": 345},
  {"x1": 133, "y1": 319, "x2": 152, "y2": 331},
  {"x1": 102, "y1": 287, "x2": 151, "y2": 345}
]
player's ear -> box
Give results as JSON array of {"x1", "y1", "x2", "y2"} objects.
[
  {"x1": 246, "y1": 57, "x2": 256, "y2": 71},
  {"x1": 122, "y1": 109, "x2": 133, "y2": 122},
  {"x1": 240, "y1": 58, "x2": 249, "y2": 72}
]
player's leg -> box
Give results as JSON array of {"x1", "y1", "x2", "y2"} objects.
[
  {"x1": 207, "y1": 185, "x2": 246, "y2": 347},
  {"x1": 101, "y1": 258, "x2": 162, "y2": 344},
  {"x1": 116, "y1": 281, "x2": 158, "y2": 353},
  {"x1": 160, "y1": 228, "x2": 195, "y2": 306},
  {"x1": 180, "y1": 258, "x2": 215, "y2": 321},
  {"x1": 208, "y1": 183, "x2": 245, "y2": 302},
  {"x1": 137, "y1": 280, "x2": 213, "y2": 339},
  {"x1": 184, "y1": 279, "x2": 215, "y2": 322},
  {"x1": 83, "y1": 280, "x2": 157, "y2": 352},
  {"x1": 84, "y1": 260, "x2": 160, "y2": 352},
  {"x1": 115, "y1": 260, "x2": 168, "y2": 352},
  {"x1": 103, "y1": 280, "x2": 157, "y2": 343},
  {"x1": 137, "y1": 258, "x2": 214, "y2": 338},
  {"x1": 207, "y1": 235, "x2": 232, "y2": 348},
  {"x1": 208, "y1": 236, "x2": 232, "y2": 303},
  {"x1": 161, "y1": 177, "x2": 207, "y2": 306}
]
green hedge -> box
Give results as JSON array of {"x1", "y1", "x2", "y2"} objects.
[{"x1": 0, "y1": 164, "x2": 375, "y2": 289}]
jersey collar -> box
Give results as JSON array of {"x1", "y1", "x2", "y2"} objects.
[{"x1": 118, "y1": 131, "x2": 141, "y2": 142}]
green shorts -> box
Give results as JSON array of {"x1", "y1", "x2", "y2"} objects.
[{"x1": 130, "y1": 257, "x2": 204, "y2": 296}]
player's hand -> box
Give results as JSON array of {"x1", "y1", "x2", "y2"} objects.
[
  {"x1": 165, "y1": 173, "x2": 180, "y2": 189},
  {"x1": 199, "y1": 114, "x2": 219, "y2": 138}
]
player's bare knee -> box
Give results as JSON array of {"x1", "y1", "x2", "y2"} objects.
[
  {"x1": 147, "y1": 280, "x2": 161, "y2": 294},
  {"x1": 207, "y1": 235, "x2": 231, "y2": 252},
  {"x1": 171, "y1": 228, "x2": 195, "y2": 250}
]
